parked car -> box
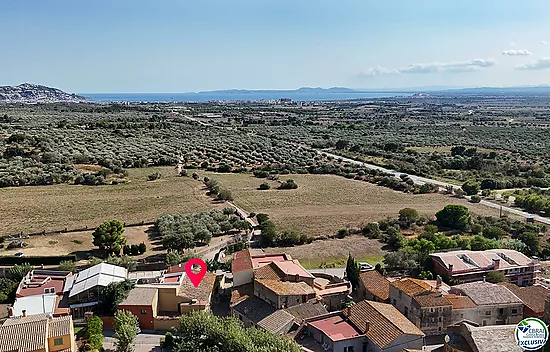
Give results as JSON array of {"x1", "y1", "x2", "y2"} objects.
[
  {"x1": 14, "y1": 252, "x2": 24, "y2": 257},
  {"x1": 359, "y1": 262, "x2": 373, "y2": 272}
]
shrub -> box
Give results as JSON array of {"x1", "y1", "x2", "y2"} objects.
[
  {"x1": 130, "y1": 244, "x2": 140, "y2": 256},
  {"x1": 138, "y1": 242, "x2": 146, "y2": 254},
  {"x1": 470, "y1": 195, "x2": 482, "y2": 203},
  {"x1": 258, "y1": 182, "x2": 271, "y2": 190},
  {"x1": 57, "y1": 261, "x2": 76, "y2": 272},
  {"x1": 147, "y1": 171, "x2": 161, "y2": 181},
  {"x1": 278, "y1": 179, "x2": 298, "y2": 189},
  {"x1": 72, "y1": 239, "x2": 83, "y2": 245}
]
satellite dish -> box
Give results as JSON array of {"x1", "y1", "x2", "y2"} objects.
[{"x1": 444, "y1": 335, "x2": 450, "y2": 343}]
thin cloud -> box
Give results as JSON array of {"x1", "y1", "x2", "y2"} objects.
[
  {"x1": 515, "y1": 58, "x2": 550, "y2": 70},
  {"x1": 502, "y1": 49, "x2": 532, "y2": 56},
  {"x1": 542, "y1": 41, "x2": 548, "y2": 45},
  {"x1": 358, "y1": 58, "x2": 496, "y2": 76},
  {"x1": 510, "y1": 41, "x2": 517, "y2": 47}
]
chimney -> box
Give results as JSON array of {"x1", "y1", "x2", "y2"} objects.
[
  {"x1": 436, "y1": 275, "x2": 442, "y2": 289},
  {"x1": 347, "y1": 306, "x2": 352, "y2": 317},
  {"x1": 7, "y1": 307, "x2": 13, "y2": 317},
  {"x1": 482, "y1": 276, "x2": 486, "y2": 283},
  {"x1": 365, "y1": 321, "x2": 370, "y2": 333},
  {"x1": 295, "y1": 274, "x2": 299, "y2": 282},
  {"x1": 22, "y1": 310, "x2": 26, "y2": 317},
  {"x1": 448, "y1": 264, "x2": 453, "y2": 274},
  {"x1": 492, "y1": 258, "x2": 500, "y2": 270}
]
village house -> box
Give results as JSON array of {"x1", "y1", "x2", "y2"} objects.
[
  {"x1": 357, "y1": 270, "x2": 390, "y2": 303},
  {"x1": 498, "y1": 282, "x2": 550, "y2": 319},
  {"x1": 389, "y1": 277, "x2": 452, "y2": 336},
  {"x1": 119, "y1": 263, "x2": 217, "y2": 331},
  {"x1": 13, "y1": 269, "x2": 73, "y2": 317},
  {"x1": 444, "y1": 321, "x2": 522, "y2": 352},
  {"x1": 65, "y1": 263, "x2": 128, "y2": 319},
  {"x1": 444, "y1": 294, "x2": 478, "y2": 327},
  {"x1": 296, "y1": 300, "x2": 425, "y2": 352},
  {"x1": 231, "y1": 248, "x2": 292, "y2": 287},
  {"x1": 0, "y1": 313, "x2": 75, "y2": 352},
  {"x1": 449, "y1": 281, "x2": 523, "y2": 326},
  {"x1": 430, "y1": 249, "x2": 539, "y2": 285}
]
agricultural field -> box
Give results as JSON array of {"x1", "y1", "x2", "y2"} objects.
[
  {"x1": 201, "y1": 171, "x2": 502, "y2": 236},
  {"x1": 264, "y1": 235, "x2": 386, "y2": 269},
  {"x1": 0, "y1": 167, "x2": 213, "y2": 236}
]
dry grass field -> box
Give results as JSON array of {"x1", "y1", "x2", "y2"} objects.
[
  {"x1": 203, "y1": 172, "x2": 502, "y2": 237},
  {"x1": 264, "y1": 235, "x2": 386, "y2": 269},
  {"x1": 0, "y1": 167, "x2": 212, "y2": 236}
]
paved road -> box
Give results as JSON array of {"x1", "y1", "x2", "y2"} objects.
[
  {"x1": 103, "y1": 330, "x2": 164, "y2": 352},
  {"x1": 322, "y1": 151, "x2": 550, "y2": 226}
]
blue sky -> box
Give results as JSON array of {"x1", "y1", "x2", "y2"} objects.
[{"x1": 2, "y1": 0, "x2": 550, "y2": 92}]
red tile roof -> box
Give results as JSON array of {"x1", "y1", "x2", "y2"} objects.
[
  {"x1": 232, "y1": 249, "x2": 253, "y2": 274},
  {"x1": 499, "y1": 283, "x2": 550, "y2": 315},
  {"x1": 308, "y1": 313, "x2": 363, "y2": 341},
  {"x1": 444, "y1": 294, "x2": 477, "y2": 309},
  {"x1": 413, "y1": 292, "x2": 452, "y2": 308},
  {"x1": 344, "y1": 300, "x2": 424, "y2": 349},
  {"x1": 391, "y1": 278, "x2": 433, "y2": 297},
  {"x1": 16, "y1": 270, "x2": 72, "y2": 298},
  {"x1": 359, "y1": 270, "x2": 390, "y2": 301}
]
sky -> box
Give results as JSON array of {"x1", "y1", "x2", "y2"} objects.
[{"x1": 1, "y1": 0, "x2": 550, "y2": 93}]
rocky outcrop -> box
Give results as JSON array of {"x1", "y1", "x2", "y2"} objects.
[{"x1": 0, "y1": 83, "x2": 88, "y2": 103}]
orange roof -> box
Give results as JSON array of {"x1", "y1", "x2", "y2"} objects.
[
  {"x1": 391, "y1": 278, "x2": 433, "y2": 297},
  {"x1": 344, "y1": 300, "x2": 424, "y2": 349},
  {"x1": 413, "y1": 292, "x2": 452, "y2": 308},
  {"x1": 359, "y1": 270, "x2": 390, "y2": 301},
  {"x1": 256, "y1": 279, "x2": 315, "y2": 296},
  {"x1": 499, "y1": 283, "x2": 550, "y2": 315},
  {"x1": 444, "y1": 294, "x2": 477, "y2": 309},
  {"x1": 232, "y1": 249, "x2": 253, "y2": 274}
]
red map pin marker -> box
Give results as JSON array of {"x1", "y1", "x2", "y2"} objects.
[{"x1": 185, "y1": 258, "x2": 207, "y2": 288}]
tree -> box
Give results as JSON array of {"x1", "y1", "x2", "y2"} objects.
[
  {"x1": 435, "y1": 205, "x2": 471, "y2": 230},
  {"x1": 114, "y1": 310, "x2": 139, "y2": 352},
  {"x1": 256, "y1": 213, "x2": 269, "y2": 224},
  {"x1": 278, "y1": 179, "x2": 298, "y2": 189},
  {"x1": 106, "y1": 255, "x2": 137, "y2": 271},
  {"x1": 258, "y1": 182, "x2": 271, "y2": 190},
  {"x1": 7, "y1": 263, "x2": 33, "y2": 282},
  {"x1": 470, "y1": 235, "x2": 499, "y2": 251},
  {"x1": 57, "y1": 261, "x2": 76, "y2": 272},
  {"x1": 345, "y1": 253, "x2": 360, "y2": 290},
  {"x1": 0, "y1": 278, "x2": 19, "y2": 303},
  {"x1": 518, "y1": 231, "x2": 541, "y2": 256},
  {"x1": 482, "y1": 226, "x2": 507, "y2": 240},
  {"x1": 398, "y1": 208, "x2": 419, "y2": 228},
  {"x1": 217, "y1": 189, "x2": 233, "y2": 201},
  {"x1": 470, "y1": 195, "x2": 482, "y2": 203},
  {"x1": 383, "y1": 247, "x2": 419, "y2": 270},
  {"x1": 362, "y1": 222, "x2": 381, "y2": 238},
  {"x1": 486, "y1": 270, "x2": 507, "y2": 283},
  {"x1": 84, "y1": 316, "x2": 104, "y2": 351},
  {"x1": 386, "y1": 226, "x2": 404, "y2": 248},
  {"x1": 162, "y1": 232, "x2": 195, "y2": 252},
  {"x1": 93, "y1": 220, "x2": 127, "y2": 255},
  {"x1": 462, "y1": 180, "x2": 480, "y2": 196},
  {"x1": 96, "y1": 280, "x2": 135, "y2": 316},
  {"x1": 138, "y1": 242, "x2": 146, "y2": 254},
  {"x1": 165, "y1": 251, "x2": 199, "y2": 266},
  {"x1": 174, "y1": 311, "x2": 301, "y2": 352},
  {"x1": 260, "y1": 220, "x2": 278, "y2": 246}
]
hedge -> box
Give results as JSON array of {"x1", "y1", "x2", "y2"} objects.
[{"x1": 0, "y1": 254, "x2": 77, "y2": 266}]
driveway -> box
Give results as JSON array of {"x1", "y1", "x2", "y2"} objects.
[{"x1": 103, "y1": 330, "x2": 166, "y2": 352}]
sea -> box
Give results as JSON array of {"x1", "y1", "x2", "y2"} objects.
[{"x1": 80, "y1": 91, "x2": 413, "y2": 103}]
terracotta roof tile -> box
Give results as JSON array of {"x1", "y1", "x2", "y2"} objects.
[
  {"x1": 178, "y1": 272, "x2": 216, "y2": 304},
  {"x1": 344, "y1": 300, "x2": 424, "y2": 349},
  {"x1": 0, "y1": 314, "x2": 73, "y2": 352},
  {"x1": 413, "y1": 292, "x2": 452, "y2": 307},
  {"x1": 444, "y1": 294, "x2": 477, "y2": 309},
  {"x1": 451, "y1": 282, "x2": 522, "y2": 306},
  {"x1": 232, "y1": 249, "x2": 253, "y2": 274},
  {"x1": 391, "y1": 278, "x2": 434, "y2": 297},
  {"x1": 232, "y1": 296, "x2": 295, "y2": 334},
  {"x1": 359, "y1": 270, "x2": 390, "y2": 301},
  {"x1": 48, "y1": 316, "x2": 73, "y2": 337},
  {"x1": 254, "y1": 263, "x2": 284, "y2": 280},
  {"x1": 120, "y1": 287, "x2": 158, "y2": 306},
  {"x1": 255, "y1": 279, "x2": 315, "y2": 296},
  {"x1": 230, "y1": 283, "x2": 254, "y2": 306},
  {"x1": 499, "y1": 283, "x2": 550, "y2": 315},
  {"x1": 284, "y1": 300, "x2": 329, "y2": 322}
]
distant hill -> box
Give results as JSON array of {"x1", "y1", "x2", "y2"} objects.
[
  {"x1": 0, "y1": 83, "x2": 88, "y2": 103},
  {"x1": 196, "y1": 87, "x2": 361, "y2": 95}
]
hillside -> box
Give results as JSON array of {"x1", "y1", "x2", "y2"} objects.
[{"x1": 0, "y1": 83, "x2": 88, "y2": 103}]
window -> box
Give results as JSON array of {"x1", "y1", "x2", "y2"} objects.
[
  {"x1": 53, "y1": 338, "x2": 63, "y2": 346},
  {"x1": 512, "y1": 309, "x2": 518, "y2": 315},
  {"x1": 460, "y1": 314, "x2": 464, "y2": 319},
  {"x1": 44, "y1": 287, "x2": 55, "y2": 294},
  {"x1": 399, "y1": 291, "x2": 402, "y2": 299},
  {"x1": 404, "y1": 307, "x2": 408, "y2": 317},
  {"x1": 344, "y1": 346, "x2": 354, "y2": 352},
  {"x1": 141, "y1": 309, "x2": 147, "y2": 315},
  {"x1": 482, "y1": 320, "x2": 487, "y2": 326},
  {"x1": 430, "y1": 308, "x2": 434, "y2": 313},
  {"x1": 499, "y1": 308, "x2": 504, "y2": 315},
  {"x1": 439, "y1": 317, "x2": 442, "y2": 322},
  {"x1": 438, "y1": 327, "x2": 442, "y2": 332},
  {"x1": 485, "y1": 310, "x2": 491, "y2": 316}
]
